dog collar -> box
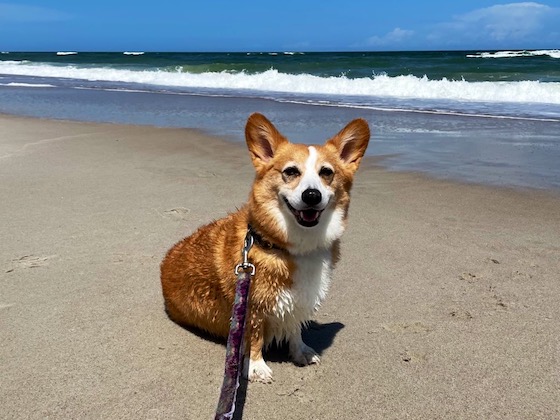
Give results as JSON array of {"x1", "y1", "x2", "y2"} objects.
[{"x1": 247, "y1": 224, "x2": 284, "y2": 252}]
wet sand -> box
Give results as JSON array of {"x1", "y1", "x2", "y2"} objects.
[
  {"x1": 2, "y1": 86, "x2": 559, "y2": 190},
  {"x1": 1, "y1": 114, "x2": 559, "y2": 419}
]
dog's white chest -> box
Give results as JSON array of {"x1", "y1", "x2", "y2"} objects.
[{"x1": 268, "y1": 250, "x2": 333, "y2": 341}]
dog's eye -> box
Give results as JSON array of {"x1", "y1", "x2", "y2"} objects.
[
  {"x1": 282, "y1": 166, "x2": 301, "y2": 178},
  {"x1": 319, "y1": 167, "x2": 334, "y2": 178}
]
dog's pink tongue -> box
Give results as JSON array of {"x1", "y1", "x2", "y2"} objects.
[{"x1": 300, "y1": 210, "x2": 320, "y2": 222}]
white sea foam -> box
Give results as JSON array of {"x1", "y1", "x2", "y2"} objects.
[
  {"x1": 0, "y1": 61, "x2": 559, "y2": 106},
  {"x1": 75, "y1": 86, "x2": 148, "y2": 93},
  {"x1": 0, "y1": 82, "x2": 54, "y2": 88},
  {"x1": 56, "y1": 51, "x2": 78, "y2": 56},
  {"x1": 248, "y1": 51, "x2": 304, "y2": 56},
  {"x1": 467, "y1": 50, "x2": 560, "y2": 59}
]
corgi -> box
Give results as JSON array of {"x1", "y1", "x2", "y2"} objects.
[{"x1": 160, "y1": 113, "x2": 370, "y2": 383}]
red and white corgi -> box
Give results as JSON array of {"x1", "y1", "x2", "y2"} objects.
[{"x1": 160, "y1": 113, "x2": 370, "y2": 382}]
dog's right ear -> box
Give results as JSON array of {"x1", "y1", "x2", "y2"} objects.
[{"x1": 245, "y1": 113, "x2": 288, "y2": 170}]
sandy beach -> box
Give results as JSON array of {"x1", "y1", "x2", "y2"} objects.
[{"x1": 1, "y1": 114, "x2": 559, "y2": 419}]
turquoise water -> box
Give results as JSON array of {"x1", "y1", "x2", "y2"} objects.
[{"x1": 2, "y1": 50, "x2": 560, "y2": 81}]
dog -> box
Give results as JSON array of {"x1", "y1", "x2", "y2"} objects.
[{"x1": 160, "y1": 113, "x2": 370, "y2": 382}]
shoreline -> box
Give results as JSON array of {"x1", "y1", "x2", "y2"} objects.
[
  {"x1": 3, "y1": 108, "x2": 560, "y2": 196},
  {"x1": 2, "y1": 114, "x2": 559, "y2": 419},
  {"x1": 1, "y1": 83, "x2": 560, "y2": 191}
]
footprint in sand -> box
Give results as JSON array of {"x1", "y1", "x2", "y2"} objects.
[
  {"x1": 400, "y1": 349, "x2": 428, "y2": 364},
  {"x1": 382, "y1": 322, "x2": 433, "y2": 334},
  {"x1": 488, "y1": 285, "x2": 509, "y2": 310},
  {"x1": 459, "y1": 272, "x2": 480, "y2": 283},
  {"x1": 449, "y1": 309, "x2": 474, "y2": 320},
  {"x1": 161, "y1": 207, "x2": 191, "y2": 221},
  {"x1": 6, "y1": 255, "x2": 57, "y2": 272}
]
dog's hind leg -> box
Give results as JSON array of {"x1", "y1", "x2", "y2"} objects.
[{"x1": 287, "y1": 325, "x2": 320, "y2": 366}]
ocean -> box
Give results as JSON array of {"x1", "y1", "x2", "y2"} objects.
[{"x1": 1, "y1": 50, "x2": 559, "y2": 190}]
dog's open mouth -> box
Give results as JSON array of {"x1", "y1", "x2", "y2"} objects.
[{"x1": 283, "y1": 198, "x2": 323, "y2": 227}]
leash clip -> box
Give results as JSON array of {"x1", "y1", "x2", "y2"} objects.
[{"x1": 234, "y1": 230, "x2": 256, "y2": 276}]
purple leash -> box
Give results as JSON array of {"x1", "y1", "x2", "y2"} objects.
[{"x1": 214, "y1": 231, "x2": 255, "y2": 420}]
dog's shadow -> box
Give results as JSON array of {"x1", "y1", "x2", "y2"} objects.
[
  {"x1": 264, "y1": 321, "x2": 345, "y2": 363},
  {"x1": 175, "y1": 319, "x2": 345, "y2": 361}
]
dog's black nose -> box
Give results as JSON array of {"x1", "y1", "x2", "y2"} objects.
[{"x1": 302, "y1": 189, "x2": 322, "y2": 206}]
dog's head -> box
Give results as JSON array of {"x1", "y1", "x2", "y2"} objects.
[{"x1": 245, "y1": 113, "x2": 370, "y2": 254}]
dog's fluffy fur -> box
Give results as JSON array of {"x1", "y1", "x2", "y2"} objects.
[{"x1": 160, "y1": 113, "x2": 370, "y2": 382}]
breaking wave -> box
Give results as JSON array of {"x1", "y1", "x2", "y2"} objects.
[
  {"x1": 1, "y1": 60, "x2": 559, "y2": 106},
  {"x1": 467, "y1": 50, "x2": 560, "y2": 59}
]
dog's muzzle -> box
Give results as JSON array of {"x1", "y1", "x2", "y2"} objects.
[{"x1": 283, "y1": 189, "x2": 324, "y2": 228}]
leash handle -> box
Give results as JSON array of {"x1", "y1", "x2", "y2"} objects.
[{"x1": 215, "y1": 231, "x2": 255, "y2": 420}]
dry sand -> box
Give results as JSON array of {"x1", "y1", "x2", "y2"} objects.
[{"x1": 1, "y1": 114, "x2": 559, "y2": 419}]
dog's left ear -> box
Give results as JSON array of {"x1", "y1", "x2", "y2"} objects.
[
  {"x1": 245, "y1": 113, "x2": 288, "y2": 170},
  {"x1": 326, "y1": 118, "x2": 370, "y2": 173}
]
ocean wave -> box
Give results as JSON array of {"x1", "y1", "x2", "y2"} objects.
[
  {"x1": 0, "y1": 60, "x2": 30, "y2": 65},
  {"x1": 467, "y1": 50, "x2": 560, "y2": 59},
  {"x1": 56, "y1": 51, "x2": 78, "y2": 56},
  {"x1": 0, "y1": 82, "x2": 54, "y2": 88},
  {"x1": 0, "y1": 61, "x2": 559, "y2": 106},
  {"x1": 246, "y1": 51, "x2": 305, "y2": 56}
]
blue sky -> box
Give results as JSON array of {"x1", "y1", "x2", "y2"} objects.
[{"x1": 0, "y1": 1, "x2": 559, "y2": 51}]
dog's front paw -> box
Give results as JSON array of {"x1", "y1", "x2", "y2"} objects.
[
  {"x1": 243, "y1": 357, "x2": 273, "y2": 383},
  {"x1": 290, "y1": 342, "x2": 321, "y2": 366}
]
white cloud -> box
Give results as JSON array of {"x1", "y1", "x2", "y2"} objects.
[
  {"x1": 362, "y1": 2, "x2": 560, "y2": 49},
  {"x1": 366, "y1": 28, "x2": 415, "y2": 47},
  {"x1": 444, "y1": 2, "x2": 555, "y2": 41},
  {"x1": 0, "y1": 3, "x2": 72, "y2": 22}
]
